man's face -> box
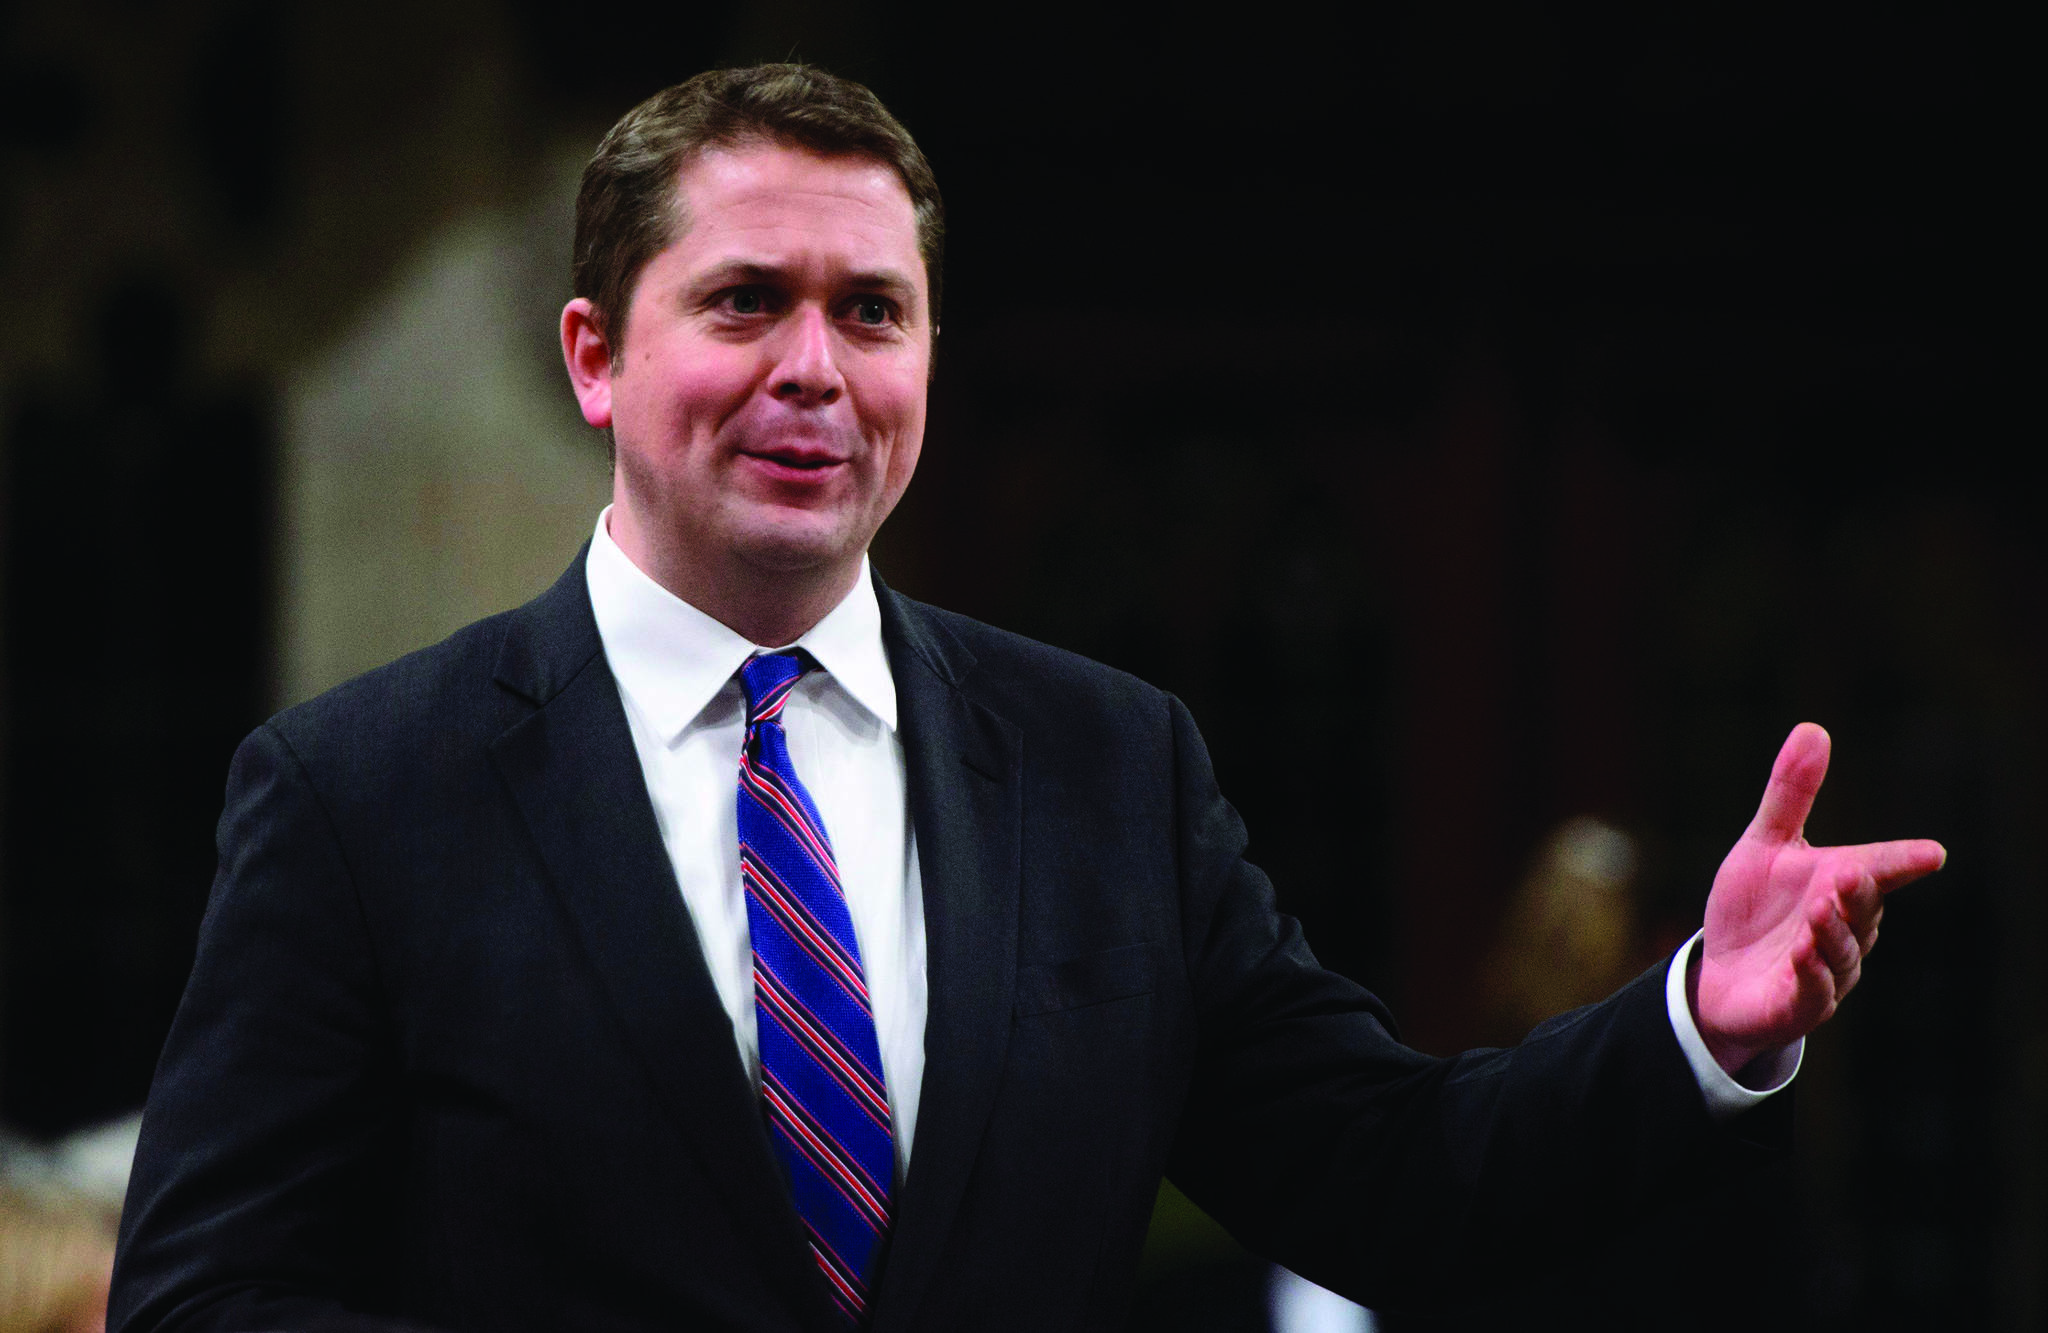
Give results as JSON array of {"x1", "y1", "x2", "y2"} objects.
[{"x1": 592, "y1": 141, "x2": 931, "y2": 598}]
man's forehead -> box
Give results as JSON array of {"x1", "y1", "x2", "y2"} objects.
[
  {"x1": 658, "y1": 142, "x2": 925, "y2": 302},
  {"x1": 674, "y1": 141, "x2": 916, "y2": 232}
]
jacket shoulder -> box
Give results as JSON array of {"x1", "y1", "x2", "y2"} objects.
[
  {"x1": 889, "y1": 593, "x2": 1177, "y2": 738},
  {"x1": 261, "y1": 549, "x2": 597, "y2": 770},
  {"x1": 268, "y1": 608, "x2": 523, "y2": 745}
]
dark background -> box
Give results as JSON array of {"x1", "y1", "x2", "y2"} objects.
[{"x1": 1, "y1": 2, "x2": 2037, "y2": 1328}]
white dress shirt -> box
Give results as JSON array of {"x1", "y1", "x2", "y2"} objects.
[
  {"x1": 585, "y1": 509, "x2": 928, "y2": 1182},
  {"x1": 583, "y1": 508, "x2": 1792, "y2": 1183}
]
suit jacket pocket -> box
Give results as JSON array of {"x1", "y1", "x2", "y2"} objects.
[{"x1": 1014, "y1": 942, "x2": 1155, "y2": 1017}]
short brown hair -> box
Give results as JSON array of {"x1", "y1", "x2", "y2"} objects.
[{"x1": 572, "y1": 64, "x2": 945, "y2": 358}]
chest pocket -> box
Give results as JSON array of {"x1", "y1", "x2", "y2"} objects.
[{"x1": 1014, "y1": 942, "x2": 1155, "y2": 1017}]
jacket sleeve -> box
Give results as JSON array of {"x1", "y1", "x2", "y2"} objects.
[
  {"x1": 108, "y1": 723, "x2": 432, "y2": 1333},
  {"x1": 1158, "y1": 694, "x2": 1788, "y2": 1316}
]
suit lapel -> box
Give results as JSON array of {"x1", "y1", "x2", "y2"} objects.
[
  {"x1": 870, "y1": 580, "x2": 1024, "y2": 1333},
  {"x1": 486, "y1": 551, "x2": 840, "y2": 1333}
]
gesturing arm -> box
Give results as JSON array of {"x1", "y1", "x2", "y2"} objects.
[{"x1": 1160, "y1": 695, "x2": 1761, "y2": 1316}]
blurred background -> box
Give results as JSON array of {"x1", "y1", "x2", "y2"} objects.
[{"x1": 0, "y1": 1, "x2": 2036, "y2": 1329}]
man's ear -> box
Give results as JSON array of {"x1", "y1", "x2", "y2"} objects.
[{"x1": 560, "y1": 297, "x2": 615, "y2": 429}]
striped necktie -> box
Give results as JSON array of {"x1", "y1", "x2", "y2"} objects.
[{"x1": 737, "y1": 652, "x2": 894, "y2": 1327}]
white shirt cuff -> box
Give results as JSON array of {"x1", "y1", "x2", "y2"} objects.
[{"x1": 1665, "y1": 930, "x2": 1802, "y2": 1121}]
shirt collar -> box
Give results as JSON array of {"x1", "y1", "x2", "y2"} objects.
[{"x1": 584, "y1": 506, "x2": 897, "y2": 744}]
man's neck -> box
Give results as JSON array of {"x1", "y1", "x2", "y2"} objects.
[{"x1": 604, "y1": 511, "x2": 860, "y2": 647}]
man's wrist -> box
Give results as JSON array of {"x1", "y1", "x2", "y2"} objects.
[
  {"x1": 1685, "y1": 945, "x2": 1770, "y2": 1075},
  {"x1": 1665, "y1": 931, "x2": 1803, "y2": 1119}
]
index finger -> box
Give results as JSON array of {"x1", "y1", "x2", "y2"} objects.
[
  {"x1": 1747, "y1": 722, "x2": 1832, "y2": 843},
  {"x1": 1843, "y1": 838, "x2": 1949, "y2": 893}
]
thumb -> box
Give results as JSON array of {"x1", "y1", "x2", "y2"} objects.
[{"x1": 1746, "y1": 722, "x2": 1831, "y2": 843}]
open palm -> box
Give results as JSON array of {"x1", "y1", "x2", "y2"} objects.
[{"x1": 1694, "y1": 723, "x2": 1945, "y2": 1073}]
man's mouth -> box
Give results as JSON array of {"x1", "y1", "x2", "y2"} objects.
[{"x1": 740, "y1": 445, "x2": 850, "y2": 476}]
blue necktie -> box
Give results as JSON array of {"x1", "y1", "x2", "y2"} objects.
[{"x1": 737, "y1": 653, "x2": 894, "y2": 1326}]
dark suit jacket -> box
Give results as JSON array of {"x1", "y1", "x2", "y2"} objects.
[{"x1": 109, "y1": 551, "x2": 1769, "y2": 1332}]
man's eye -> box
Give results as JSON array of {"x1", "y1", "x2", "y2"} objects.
[
  {"x1": 728, "y1": 289, "x2": 765, "y2": 315},
  {"x1": 852, "y1": 298, "x2": 892, "y2": 325}
]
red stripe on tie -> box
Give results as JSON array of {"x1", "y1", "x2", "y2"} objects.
[
  {"x1": 740, "y1": 844, "x2": 866, "y2": 994},
  {"x1": 765, "y1": 1097, "x2": 879, "y2": 1229},
  {"x1": 768, "y1": 1109, "x2": 883, "y2": 1238},
  {"x1": 742, "y1": 852, "x2": 871, "y2": 1005},
  {"x1": 740, "y1": 753, "x2": 841, "y2": 884},
  {"x1": 763, "y1": 1080, "x2": 891, "y2": 1230},
  {"x1": 762, "y1": 1078, "x2": 890, "y2": 1227},
  {"x1": 741, "y1": 766, "x2": 841, "y2": 893},
  {"x1": 754, "y1": 959, "x2": 885, "y2": 1100},
  {"x1": 756, "y1": 965, "x2": 887, "y2": 1113},
  {"x1": 763, "y1": 1080, "x2": 890, "y2": 1227},
  {"x1": 750, "y1": 670, "x2": 800, "y2": 721},
  {"x1": 755, "y1": 963, "x2": 891, "y2": 1129},
  {"x1": 805, "y1": 1229, "x2": 867, "y2": 1318}
]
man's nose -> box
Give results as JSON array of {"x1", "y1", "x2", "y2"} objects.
[{"x1": 770, "y1": 307, "x2": 845, "y2": 406}]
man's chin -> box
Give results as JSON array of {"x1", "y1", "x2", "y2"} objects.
[{"x1": 727, "y1": 519, "x2": 863, "y2": 579}]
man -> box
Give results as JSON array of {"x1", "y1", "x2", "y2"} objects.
[{"x1": 109, "y1": 65, "x2": 1943, "y2": 1331}]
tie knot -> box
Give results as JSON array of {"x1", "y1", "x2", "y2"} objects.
[{"x1": 739, "y1": 652, "x2": 810, "y2": 727}]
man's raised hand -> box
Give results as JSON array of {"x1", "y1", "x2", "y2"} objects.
[{"x1": 1692, "y1": 722, "x2": 1946, "y2": 1075}]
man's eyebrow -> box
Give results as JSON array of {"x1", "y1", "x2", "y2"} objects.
[
  {"x1": 688, "y1": 260, "x2": 784, "y2": 292},
  {"x1": 841, "y1": 270, "x2": 919, "y2": 301},
  {"x1": 687, "y1": 260, "x2": 921, "y2": 307}
]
